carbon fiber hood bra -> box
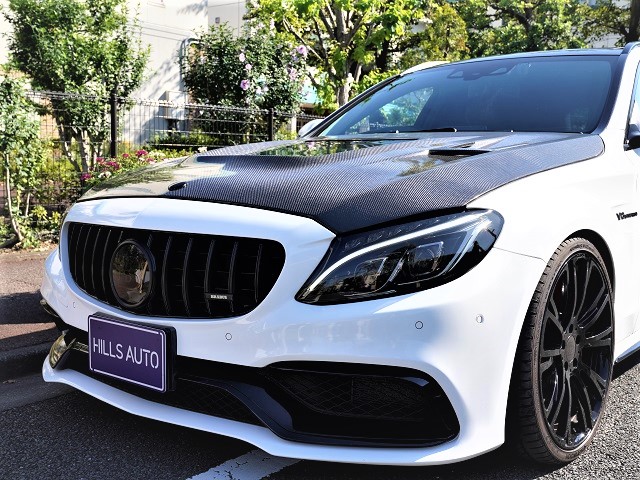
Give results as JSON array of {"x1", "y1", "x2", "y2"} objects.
[{"x1": 81, "y1": 132, "x2": 604, "y2": 233}]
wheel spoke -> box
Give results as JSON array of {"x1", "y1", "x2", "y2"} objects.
[
  {"x1": 541, "y1": 348, "x2": 562, "y2": 358},
  {"x1": 574, "y1": 261, "x2": 593, "y2": 322},
  {"x1": 578, "y1": 287, "x2": 608, "y2": 332},
  {"x1": 584, "y1": 325, "x2": 613, "y2": 349},
  {"x1": 569, "y1": 259, "x2": 579, "y2": 320},
  {"x1": 540, "y1": 357, "x2": 556, "y2": 374},
  {"x1": 574, "y1": 375, "x2": 594, "y2": 430},
  {"x1": 545, "y1": 298, "x2": 564, "y2": 334},
  {"x1": 549, "y1": 372, "x2": 567, "y2": 426},
  {"x1": 558, "y1": 266, "x2": 572, "y2": 322},
  {"x1": 564, "y1": 376, "x2": 574, "y2": 442},
  {"x1": 580, "y1": 362, "x2": 607, "y2": 399}
]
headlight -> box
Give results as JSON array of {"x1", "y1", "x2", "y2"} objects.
[{"x1": 296, "y1": 210, "x2": 503, "y2": 305}]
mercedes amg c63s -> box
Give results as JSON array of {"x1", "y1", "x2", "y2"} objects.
[{"x1": 42, "y1": 45, "x2": 640, "y2": 466}]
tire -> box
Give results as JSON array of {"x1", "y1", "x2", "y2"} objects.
[{"x1": 510, "y1": 237, "x2": 614, "y2": 464}]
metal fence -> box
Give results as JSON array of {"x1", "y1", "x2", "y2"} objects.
[{"x1": 0, "y1": 90, "x2": 323, "y2": 233}]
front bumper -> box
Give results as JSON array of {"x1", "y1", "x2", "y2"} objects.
[{"x1": 41, "y1": 198, "x2": 546, "y2": 465}]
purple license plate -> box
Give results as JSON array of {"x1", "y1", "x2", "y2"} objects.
[{"x1": 88, "y1": 315, "x2": 168, "y2": 392}]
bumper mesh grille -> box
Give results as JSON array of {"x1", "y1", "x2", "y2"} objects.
[
  {"x1": 66, "y1": 222, "x2": 285, "y2": 318},
  {"x1": 262, "y1": 369, "x2": 430, "y2": 421}
]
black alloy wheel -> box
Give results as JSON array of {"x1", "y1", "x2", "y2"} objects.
[{"x1": 510, "y1": 238, "x2": 614, "y2": 464}]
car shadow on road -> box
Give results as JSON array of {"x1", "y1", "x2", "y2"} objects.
[{"x1": 0, "y1": 291, "x2": 53, "y2": 324}]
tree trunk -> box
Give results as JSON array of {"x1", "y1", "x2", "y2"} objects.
[
  {"x1": 629, "y1": 0, "x2": 640, "y2": 42},
  {"x1": 4, "y1": 160, "x2": 23, "y2": 244},
  {"x1": 336, "y1": 83, "x2": 350, "y2": 107},
  {"x1": 73, "y1": 128, "x2": 92, "y2": 172},
  {"x1": 376, "y1": 39, "x2": 391, "y2": 71},
  {"x1": 57, "y1": 124, "x2": 81, "y2": 172}
]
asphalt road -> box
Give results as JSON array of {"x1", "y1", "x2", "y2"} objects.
[{"x1": 0, "y1": 350, "x2": 638, "y2": 480}]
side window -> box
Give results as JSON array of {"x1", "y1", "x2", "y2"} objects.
[{"x1": 344, "y1": 88, "x2": 433, "y2": 134}]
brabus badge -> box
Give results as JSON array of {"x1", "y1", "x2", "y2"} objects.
[{"x1": 206, "y1": 293, "x2": 233, "y2": 301}]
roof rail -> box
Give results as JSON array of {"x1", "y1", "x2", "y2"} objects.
[{"x1": 623, "y1": 42, "x2": 640, "y2": 54}]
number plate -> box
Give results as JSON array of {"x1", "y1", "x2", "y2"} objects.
[{"x1": 88, "y1": 315, "x2": 169, "y2": 392}]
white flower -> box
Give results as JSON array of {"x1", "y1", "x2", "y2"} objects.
[{"x1": 198, "y1": 146, "x2": 208, "y2": 153}]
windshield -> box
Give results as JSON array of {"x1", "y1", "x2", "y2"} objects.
[{"x1": 322, "y1": 56, "x2": 616, "y2": 135}]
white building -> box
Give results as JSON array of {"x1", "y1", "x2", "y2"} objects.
[
  {"x1": 207, "y1": 0, "x2": 246, "y2": 32},
  {"x1": 134, "y1": 0, "x2": 209, "y2": 101}
]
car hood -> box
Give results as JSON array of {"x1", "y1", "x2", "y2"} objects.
[{"x1": 80, "y1": 132, "x2": 603, "y2": 233}]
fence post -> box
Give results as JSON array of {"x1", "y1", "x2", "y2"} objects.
[
  {"x1": 267, "y1": 108, "x2": 274, "y2": 141},
  {"x1": 109, "y1": 91, "x2": 117, "y2": 158}
]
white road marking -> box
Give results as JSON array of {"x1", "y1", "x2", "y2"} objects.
[{"x1": 187, "y1": 449, "x2": 300, "y2": 480}]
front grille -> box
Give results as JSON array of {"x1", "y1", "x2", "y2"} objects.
[{"x1": 66, "y1": 222, "x2": 285, "y2": 318}]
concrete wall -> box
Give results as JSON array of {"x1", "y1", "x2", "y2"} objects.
[
  {"x1": 207, "y1": 0, "x2": 246, "y2": 32},
  {"x1": 134, "y1": 0, "x2": 208, "y2": 100}
]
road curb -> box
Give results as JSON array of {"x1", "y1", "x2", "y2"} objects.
[{"x1": 0, "y1": 342, "x2": 51, "y2": 382}]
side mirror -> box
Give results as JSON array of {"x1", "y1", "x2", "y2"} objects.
[
  {"x1": 298, "y1": 118, "x2": 324, "y2": 138},
  {"x1": 627, "y1": 124, "x2": 640, "y2": 150}
]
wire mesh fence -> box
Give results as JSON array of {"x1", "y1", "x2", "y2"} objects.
[{"x1": 1, "y1": 89, "x2": 323, "y2": 240}]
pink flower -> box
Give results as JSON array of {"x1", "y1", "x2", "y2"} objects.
[
  {"x1": 122, "y1": 153, "x2": 130, "y2": 158},
  {"x1": 295, "y1": 45, "x2": 308, "y2": 57},
  {"x1": 96, "y1": 157, "x2": 104, "y2": 163},
  {"x1": 240, "y1": 79, "x2": 250, "y2": 91},
  {"x1": 245, "y1": 63, "x2": 252, "y2": 71},
  {"x1": 239, "y1": 52, "x2": 246, "y2": 62},
  {"x1": 136, "y1": 149, "x2": 148, "y2": 157},
  {"x1": 288, "y1": 67, "x2": 298, "y2": 80},
  {"x1": 81, "y1": 172, "x2": 92, "y2": 181}
]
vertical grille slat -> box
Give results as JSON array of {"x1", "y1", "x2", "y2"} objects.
[
  {"x1": 90, "y1": 227, "x2": 102, "y2": 296},
  {"x1": 227, "y1": 241, "x2": 239, "y2": 314},
  {"x1": 182, "y1": 238, "x2": 194, "y2": 317},
  {"x1": 67, "y1": 223, "x2": 79, "y2": 283},
  {"x1": 80, "y1": 225, "x2": 93, "y2": 292},
  {"x1": 100, "y1": 229, "x2": 113, "y2": 301},
  {"x1": 73, "y1": 224, "x2": 85, "y2": 289},
  {"x1": 66, "y1": 222, "x2": 285, "y2": 319},
  {"x1": 162, "y1": 235, "x2": 174, "y2": 315},
  {"x1": 204, "y1": 239, "x2": 216, "y2": 316}
]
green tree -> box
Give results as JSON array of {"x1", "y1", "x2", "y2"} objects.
[
  {"x1": 248, "y1": 0, "x2": 467, "y2": 107},
  {"x1": 181, "y1": 21, "x2": 306, "y2": 112},
  {"x1": 457, "y1": 0, "x2": 593, "y2": 57},
  {"x1": 0, "y1": 75, "x2": 46, "y2": 246},
  {"x1": 587, "y1": 0, "x2": 640, "y2": 45},
  {"x1": 4, "y1": 0, "x2": 148, "y2": 172}
]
